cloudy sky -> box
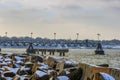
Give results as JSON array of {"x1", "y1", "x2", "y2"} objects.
[{"x1": 0, "y1": 0, "x2": 120, "y2": 40}]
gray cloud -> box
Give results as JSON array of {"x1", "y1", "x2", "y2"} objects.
[{"x1": 0, "y1": 0, "x2": 120, "y2": 39}]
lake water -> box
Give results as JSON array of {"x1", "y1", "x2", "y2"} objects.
[{"x1": 1, "y1": 48, "x2": 120, "y2": 68}]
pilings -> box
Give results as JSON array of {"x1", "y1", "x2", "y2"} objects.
[
  {"x1": 26, "y1": 42, "x2": 69, "y2": 56},
  {"x1": 35, "y1": 49, "x2": 69, "y2": 56},
  {"x1": 0, "y1": 48, "x2": 1, "y2": 52}
]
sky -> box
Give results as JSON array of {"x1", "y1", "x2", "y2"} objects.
[{"x1": 0, "y1": 0, "x2": 120, "y2": 40}]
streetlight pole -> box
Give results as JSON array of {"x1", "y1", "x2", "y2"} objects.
[
  {"x1": 54, "y1": 33, "x2": 56, "y2": 40},
  {"x1": 76, "y1": 33, "x2": 79, "y2": 41},
  {"x1": 5, "y1": 32, "x2": 7, "y2": 37},
  {"x1": 30, "y1": 32, "x2": 33, "y2": 43},
  {"x1": 97, "y1": 33, "x2": 101, "y2": 41},
  {"x1": 31, "y1": 32, "x2": 33, "y2": 39}
]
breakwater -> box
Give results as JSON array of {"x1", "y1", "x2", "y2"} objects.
[{"x1": 0, "y1": 52, "x2": 120, "y2": 80}]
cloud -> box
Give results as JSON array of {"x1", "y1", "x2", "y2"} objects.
[{"x1": 0, "y1": 0, "x2": 120, "y2": 39}]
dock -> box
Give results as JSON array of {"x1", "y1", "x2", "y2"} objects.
[
  {"x1": 34, "y1": 48, "x2": 69, "y2": 56},
  {"x1": 26, "y1": 42, "x2": 69, "y2": 56}
]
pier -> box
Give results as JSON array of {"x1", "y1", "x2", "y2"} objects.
[
  {"x1": 26, "y1": 42, "x2": 69, "y2": 56},
  {"x1": 35, "y1": 48, "x2": 69, "y2": 56}
]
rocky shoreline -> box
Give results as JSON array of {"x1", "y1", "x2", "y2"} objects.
[
  {"x1": 0, "y1": 52, "x2": 82, "y2": 80},
  {"x1": 0, "y1": 52, "x2": 119, "y2": 80}
]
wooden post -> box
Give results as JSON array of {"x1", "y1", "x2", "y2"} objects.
[
  {"x1": 52, "y1": 51, "x2": 55, "y2": 55},
  {"x1": 63, "y1": 52, "x2": 65, "y2": 56},
  {"x1": 59, "y1": 52, "x2": 62, "y2": 56},
  {"x1": 49, "y1": 52, "x2": 52, "y2": 55}
]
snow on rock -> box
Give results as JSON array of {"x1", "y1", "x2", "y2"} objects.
[
  {"x1": 65, "y1": 71, "x2": 70, "y2": 75},
  {"x1": 35, "y1": 70, "x2": 47, "y2": 77},
  {"x1": 21, "y1": 66, "x2": 30, "y2": 71},
  {"x1": 39, "y1": 62, "x2": 49, "y2": 69},
  {"x1": 0, "y1": 56, "x2": 3, "y2": 59},
  {"x1": 65, "y1": 60, "x2": 77, "y2": 66},
  {"x1": 15, "y1": 56, "x2": 24, "y2": 61},
  {"x1": 58, "y1": 76, "x2": 70, "y2": 80},
  {"x1": 5, "y1": 77, "x2": 13, "y2": 80},
  {"x1": 4, "y1": 58, "x2": 12, "y2": 62},
  {"x1": 47, "y1": 70, "x2": 54, "y2": 75},
  {"x1": 100, "y1": 72, "x2": 115, "y2": 80},
  {"x1": 4, "y1": 66, "x2": 19, "y2": 74},
  {"x1": 0, "y1": 61, "x2": 7, "y2": 66},
  {"x1": 16, "y1": 60, "x2": 24, "y2": 64},
  {"x1": 25, "y1": 62, "x2": 32, "y2": 64}
]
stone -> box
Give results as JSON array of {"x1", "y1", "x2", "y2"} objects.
[
  {"x1": 97, "y1": 64, "x2": 109, "y2": 67},
  {"x1": 44, "y1": 57, "x2": 57, "y2": 68},
  {"x1": 68, "y1": 68, "x2": 83, "y2": 80},
  {"x1": 56, "y1": 62, "x2": 64, "y2": 73},
  {"x1": 4, "y1": 71, "x2": 16, "y2": 77}
]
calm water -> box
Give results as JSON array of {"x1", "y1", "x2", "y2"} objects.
[{"x1": 1, "y1": 48, "x2": 120, "y2": 68}]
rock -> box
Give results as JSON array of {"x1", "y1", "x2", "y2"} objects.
[
  {"x1": 32, "y1": 62, "x2": 38, "y2": 73},
  {"x1": 97, "y1": 64, "x2": 109, "y2": 67},
  {"x1": 13, "y1": 76, "x2": 20, "y2": 80},
  {"x1": 36, "y1": 56, "x2": 43, "y2": 62},
  {"x1": 31, "y1": 56, "x2": 43, "y2": 63},
  {"x1": 25, "y1": 62, "x2": 33, "y2": 68},
  {"x1": 33, "y1": 75, "x2": 49, "y2": 80},
  {"x1": 64, "y1": 64, "x2": 76, "y2": 68},
  {"x1": 56, "y1": 62, "x2": 64, "y2": 73},
  {"x1": 44, "y1": 57, "x2": 57, "y2": 68},
  {"x1": 0, "y1": 77, "x2": 6, "y2": 80},
  {"x1": 17, "y1": 70, "x2": 26, "y2": 75},
  {"x1": 59, "y1": 70, "x2": 66, "y2": 76},
  {"x1": 49, "y1": 71, "x2": 58, "y2": 80},
  {"x1": 4, "y1": 71, "x2": 16, "y2": 77},
  {"x1": 68, "y1": 68, "x2": 83, "y2": 80},
  {"x1": 31, "y1": 70, "x2": 49, "y2": 80}
]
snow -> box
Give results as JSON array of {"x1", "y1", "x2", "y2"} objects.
[
  {"x1": 0, "y1": 61, "x2": 7, "y2": 65},
  {"x1": 65, "y1": 60, "x2": 77, "y2": 66},
  {"x1": 100, "y1": 72, "x2": 115, "y2": 80},
  {"x1": 0, "y1": 68, "x2": 5, "y2": 71},
  {"x1": 15, "y1": 56, "x2": 23, "y2": 61},
  {"x1": 47, "y1": 70, "x2": 54, "y2": 74},
  {"x1": 25, "y1": 62, "x2": 32, "y2": 64},
  {"x1": 65, "y1": 71, "x2": 70, "y2": 75},
  {"x1": 20, "y1": 75, "x2": 26, "y2": 80},
  {"x1": 16, "y1": 61, "x2": 23, "y2": 64},
  {"x1": 39, "y1": 63, "x2": 49, "y2": 69},
  {"x1": 5, "y1": 77, "x2": 13, "y2": 80},
  {"x1": 4, "y1": 66, "x2": 19, "y2": 74},
  {"x1": 5, "y1": 58, "x2": 12, "y2": 62},
  {"x1": 0, "y1": 59, "x2": 3, "y2": 62},
  {"x1": 0, "y1": 56, "x2": 3, "y2": 59},
  {"x1": 58, "y1": 76, "x2": 70, "y2": 80},
  {"x1": 21, "y1": 66, "x2": 30, "y2": 71},
  {"x1": 35, "y1": 70, "x2": 47, "y2": 77}
]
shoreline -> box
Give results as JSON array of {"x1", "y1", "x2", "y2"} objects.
[
  {"x1": 1, "y1": 48, "x2": 120, "y2": 68},
  {"x1": 0, "y1": 52, "x2": 119, "y2": 80}
]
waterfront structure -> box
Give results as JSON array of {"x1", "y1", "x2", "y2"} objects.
[{"x1": 95, "y1": 34, "x2": 105, "y2": 55}]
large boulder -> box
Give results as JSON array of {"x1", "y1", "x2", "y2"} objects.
[
  {"x1": 68, "y1": 68, "x2": 83, "y2": 80},
  {"x1": 31, "y1": 70, "x2": 49, "y2": 80},
  {"x1": 44, "y1": 57, "x2": 57, "y2": 68}
]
